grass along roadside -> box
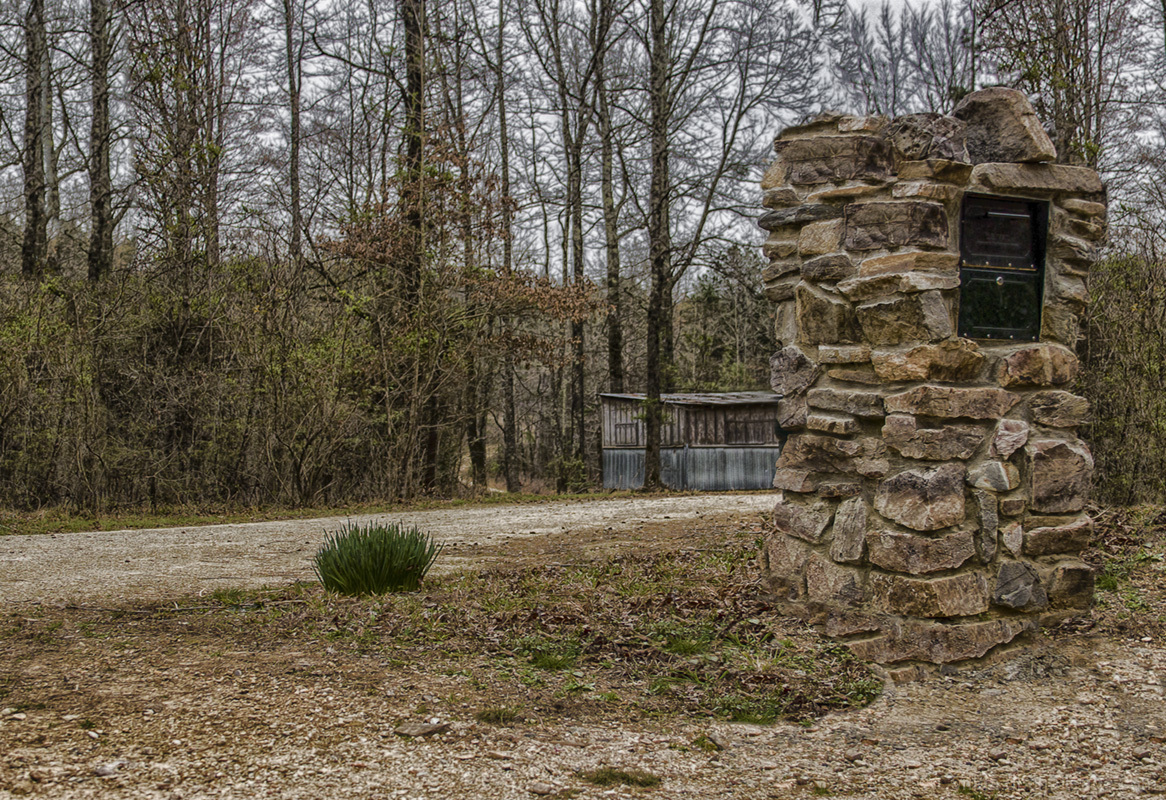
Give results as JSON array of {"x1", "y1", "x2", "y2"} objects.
[{"x1": 1, "y1": 521, "x2": 880, "y2": 726}]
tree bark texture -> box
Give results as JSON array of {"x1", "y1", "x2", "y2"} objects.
[
  {"x1": 22, "y1": 0, "x2": 49, "y2": 279},
  {"x1": 88, "y1": 0, "x2": 114, "y2": 281}
]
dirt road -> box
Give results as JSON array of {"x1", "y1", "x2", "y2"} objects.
[{"x1": 0, "y1": 493, "x2": 777, "y2": 604}]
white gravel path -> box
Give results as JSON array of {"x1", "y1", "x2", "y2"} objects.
[{"x1": 0, "y1": 493, "x2": 777, "y2": 604}]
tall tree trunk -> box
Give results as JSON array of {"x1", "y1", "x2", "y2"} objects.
[
  {"x1": 497, "y1": 0, "x2": 519, "y2": 492},
  {"x1": 401, "y1": 0, "x2": 433, "y2": 489},
  {"x1": 88, "y1": 0, "x2": 114, "y2": 281},
  {"x1": 282, "y1": 0, "x2": 303, "y2": 266},
  {"x1": 661, "y1": 273, "x2": 676, "y2": 391},
  {"x1": 22, "y1": 0, "x2": 48, "y2": 279},
  {"x1": 644, "y1": 0, "x2": 671, "y2": 490},
  {"x1": 569, "y1": 145, "x2": 585, "y2": 468},
  {"x1": 401, "y1": 0, "x2": 425, "y2": 303},
  {"x1": 448, "y1": 22, "x2": 490, "y2": 493},
  {"x1": 598, "y1": 63, "x2": 623, "y2": 394},
  {"x1": 202, "y1": 7, "x2": 222, "y2": 268}
]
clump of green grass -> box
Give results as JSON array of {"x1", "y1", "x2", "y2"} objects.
[
  {"x1": 514, "y1": 634, "x2": 581, "y2": 671},
  {"x1": 578, "y1": 767, "x2": 661, "y2": 788},
  {"x1": 312, "y1": 521, "x2": 442, "y2": 596}
]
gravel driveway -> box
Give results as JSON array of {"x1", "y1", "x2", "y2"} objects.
[
  {"x1": 0, "y1": 493, "x2": 777, "y2": 604},
  {"x1": 5, "y1": 492, "x2": 1166, "y2": 799}
]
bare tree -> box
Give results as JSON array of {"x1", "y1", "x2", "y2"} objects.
[
  {"x1": 22, "y1": 0, "x2": 49, "y2": 277},
  {"x1": 976, "y1": 0, "x2": 1152, "y2": 170},
  {"x1": 635, "y1": 0, "x2": 819, "y2": 488},
  {"x1": 87, "y1": 0, "x2": 115, "y2": 280}
]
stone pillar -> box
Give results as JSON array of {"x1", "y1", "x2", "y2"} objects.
[{"x1": 759, "y1": 89, "x2": 1105, "y2": 675}]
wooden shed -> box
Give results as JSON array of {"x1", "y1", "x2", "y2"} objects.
[{"x1": 600, "y1": 392, "x2": 784, "y2": 491}]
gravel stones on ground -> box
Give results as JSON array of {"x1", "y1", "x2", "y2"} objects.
[{"x1": 6, "y1": 639, "x2": 1166, "y2": 800}]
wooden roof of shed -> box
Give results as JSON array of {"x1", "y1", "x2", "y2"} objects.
[{"x1": 599, "y1": 391, "x2": 780, "y2": 406}]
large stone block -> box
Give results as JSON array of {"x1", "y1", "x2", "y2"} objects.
[
  {"x1": 967, "y1": 460, "x2": 1021, "y2": 491},
  {"x1": 1026, "y1": 439, "x2": 1093, "y2": 513},
  {"x1": 773, "y1": 497, "x2": 834, "y2": 543},
  {"x1": 846, "y1": 618, "x2": 1032, "y2": 664},
  {"x1": 886, "y1": 113, "x2": 969, "y2": 162},
  {"x1": 758, "y1": 203, "x2": 843, "y2": 231},
  {"x1": 771, "y1": 135, "x2": 893, "y2": 186},
  {"x1": 818, "y1": 344, "x2": 872, "y2": 364},
  {"x1": 1028, "y1": 391, "x2": 1090, "y2": 428},
  {"x1": 1053, "y1": 208, "x2": 1106, "y2": 242},
  {"x1": 774, "y1": 300, "x2": 797, "y2": 347},
  {"x1": 806, "y1": 553, "x2": 867, "y2": 607},
  {"x1": 824, "y1": 611, "x2": 883, "y2": 638},
  {"x1": 1048, "y1": 271, "x2": 1089, "y2": 306},
  {"x1": 1023, "y1": 514, "x2": 1093, "y2": 556},
  {"x1": 1002, "y1": 522, "x2": 1024, "y2": 557},
  {"x1": 778, "y1": 395, "x2": 808, "y2": 428},
  {"x1": 799, "y1": 219, "x2": 844, "y2": 256},
  {"x1": 996, "y1": 344, "x2": 1079, "y2": 387},
  {"x1": 1059, "y1": 198, "x2": 1107, "y2": 219},
  {"x1": 892, "y1": 182, "x2": 962, "y2": 203},
  {"x1": 839, "y1": 115, "x2": 890, "y2": 134},
  {"x1": 999, "y1": 496, "x2": 1027, "y2": 517},
  {"x1": 830, "y1": 496, "x2": 868, "y2": 564},
  {"x1": 761, "y1": 256, "x2": 799, "y2": 281},
  {"x1": 827, "y1": 367, "x2": 881, "y2": 385},
  {"x1": 761, "y1": 187, "x2": 800, "y2": 208},
  {"x1": 871, "y1": 339, "x2": 984, "y2": 382},
  {"x1": 875, "y1": 464, "x2": 967, "y2": 531},
  {"x1": 857, "y1": 251, "x2": 959, "y2": 277},
  {"x1": 1049, "y1": 234, "x2": 1100, "y2": 266},
  {"x1": 976, "y1": 490, "x2": 998, "y2": 563},
  {"x1": 763, "y1": 274, "x2": 799, "y2": 302},
  {"x1": 807, "y1": 412, "x2": 861, "y2": 435},
  {"x1": 777, "y1": 433, "x2": 863, "y2": 474},
  {"x1": 953, "y1": 87, "x2": 1057, "y2": 164},
  {"x1": 970, "y1": 162, "x2": 1104, "y2": 195},
  {"x1": 856, "y1": 291, "x2": 953, "y2": 345},
  {"x1": 866, "y1": 529, "x2": 975, "y2": 575},
  {"x1": 777, "y1": 434, "x2": 887, "y2": 478},
  {"x1": 869, "y1": 572, "x2": 989, "y2": 617},
  {"x1": 796, "y1": 284, "x2": 862, "y2": 345},
  {"x1": 802, "y1": 253, "x2": 856, "y2": 281},
  {"x1": 990, "y1": 419, "x2": 1030, "y2": 458},
  {"x1": 837, "y1": 271, "x2": 960, "y2": 302},
  {"x1": 1040, "y1": 303, "x2": 1082, "y2": 346},
  {"x1": 760, "y1": 532, "x2": 811, "y2": 601},
  {"x1": 896, "y1": 159, "x2": 974, "y2": 183},
  {"x1": 993, "y1": 561, "x2": 1048, "y2": 610},
  {"x1": 819, "y1": 480, "x2": 863, "y2": 498},
  {"x1": 885, "y1": 385, "x2": 1021, "y2": 419},
  {"x1": 1046, "y1": 560, "x2": 1095, "y2": 609},
  {"x1": 808, "y1": 387, "x2": 885, "y2": 418},
  {"x1": 773, "y1": 468, "x2": 818, "y2": 493},
  {"x1": 844, "y1": 202, "x2": 949, "y2": 251},
  {"x1": 882, "y1": 414, "x2": 985, "y2": 460},
  {"x1": 770, "y1": 345, "x2": 820, "y2": 397},
  {"x1": 807, "y1": 183, "x2": 885, "y2": 202}
]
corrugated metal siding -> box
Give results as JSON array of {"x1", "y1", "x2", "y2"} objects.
[
  {"x1": 602, "y1": 396, "x2": 781, "y2": 450},
  {"x1": 603, "y1": 447, "x2": 782, "y2": 491}
]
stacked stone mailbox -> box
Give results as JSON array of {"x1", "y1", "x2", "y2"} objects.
[{"x1": 759, "y1": 88, "x2": 1105, "y2": 672}]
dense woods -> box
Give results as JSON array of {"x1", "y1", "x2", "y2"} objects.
[{"x1": 1, "y1": 0, "x2": 1165, "y2": 510}]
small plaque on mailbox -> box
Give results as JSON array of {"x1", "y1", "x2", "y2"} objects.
[{"x1": 958, "y1": 195, "x2": 1047, "y2": 341}]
